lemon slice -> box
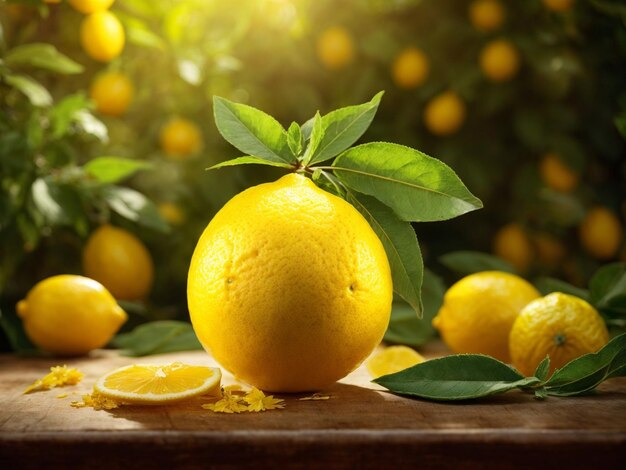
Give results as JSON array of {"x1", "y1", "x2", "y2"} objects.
[
  {"x1": 94, "y1": 362, "x2": 221, "y2": 404},
  {"x1": 367, "y1": 345, "x2": 425, "y2": 379}
]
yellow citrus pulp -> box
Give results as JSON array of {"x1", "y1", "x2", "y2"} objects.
[
  {"x1": 89, "y1": 71, "x2": 133, "y2": 116},
  {"x1": 423, "y1": 91, "x2": 466, "y2": 136},
  {"x1": 80, "y1": 11, "x2": 125, "y2": 62},
  {"x1": 316, "y1": 26, "x2": 355, "y2": 69},
  {"x1": 367, "y1": 345, "x2": 425, "y2": 378},
  {"x1": 188, "y1": 173, "x2": 393, "y2": 392}
]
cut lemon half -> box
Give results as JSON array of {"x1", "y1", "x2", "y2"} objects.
[
  {"x1": 94, "y1": 362, "x2": 222, "y2": 404},
  {"x1": 367, "y1": 345, "x2": 425, "y2": 378}
]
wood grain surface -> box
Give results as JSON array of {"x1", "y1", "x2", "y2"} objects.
[{"x1": 1, "y1": 347, "x2": 625, "y2": 469}]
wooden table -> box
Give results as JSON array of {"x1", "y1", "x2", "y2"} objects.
[{"x1": 1, "y1": 347, "x2": 625, "y2": 469}]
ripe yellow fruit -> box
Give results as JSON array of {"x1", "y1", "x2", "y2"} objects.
[
  {"x1": 316, "y1": 26, "x2": 354, "y2": 70},
  {"x1": 159, "y1": 117, "x2": 203, "y2": 159},
  {"x1": 83, "y1": 224, "x2": 154, "y2": 301},
  {"x1": 391, "y1": 47, "x2": 430, "y2": 89},
  {"x1": 158, "y1": 202, "x2": 186, "y2": 226},
  {"x1": 469, "y1": 0, "x2": 505, "y2": 32},
  {"x1": 509, "y1": 292, "x2": 608, "y2": 376},
  {"x1": 423, "y1": 91, "x2": 466, "y2": 136},
  {"x1": 480, "y1": 39, "x2": 520, "y2": 82},
  {"x1": 69, "y1": 0, "x2": 114, "y2": 14},
  {"x1": 579, "y1": 206, "x2": 623, "y2": 260},
  {"x1": 94, "y1": 362, "x2": 222, "y2": 404},
  {"x1": 542, "y1": 0, "x2": 574, "y2": 13},
  {"x1": 80, "y1": 11, "x2": 125, "y2": 62},
  {"x1": 534, "y1": 234, "x2": 565, "y2": 267},
  {"x1": 16, "y1": 275, "x2": 127, "y2": 356},
  {"x1": 432, "y1": 271, "x2": 540, "y2": 362},
  {"x1": 539, "y1": 153, "x2": 578, "y2": 192},
  {"x1": 188, "y1": 173, "x2": 393, "y2": 392},
  {"x1": 367, "y1": 345, "x2": 425, "y2": 378},
  {"x1": 89, "y1": 71, "x2": 133, "y2": 117},
  {"x1": 493, "y1": 223, "x2": 534, "y2": 273}
]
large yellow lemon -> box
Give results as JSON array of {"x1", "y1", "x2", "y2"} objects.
[{"x1": 80, "y1": 11, "x2": 125, "y2": 62}]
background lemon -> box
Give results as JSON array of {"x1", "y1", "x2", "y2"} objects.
[
  {"x1": 158, "y1": 202, "x2": 186, "y2": 226},
  {"x1": 542, "y1": 0, "x2": 574, "y2": 13},
  {"x1": 16, "y1": 275, "x2": 127, "y2": 356},
  {"x1": 367, "y1": 345, "x2": 424, "y2": 378},
  {"x1": 316, "y1": 26, "x2": 354, "y2": 70},
  {"x1": 579, "y1": 206, "x2": 623, "y2": 260},
  {"x1": 432, "y1": 271, "x2": 540, "y2": 362},
  {"x1": 69, "y1": 0, "x2": 115, "y2": 14},
  {"x1": 80, "y1": 11, "x2": 125, "y2": 62},
  {"x1": 391, "y1": 47, "x2": 429, "y2": 89},
  {"x1": 480, "y1": 39, "x2": 520, "y2": 82},
  {"x1": 159, "y1": 117, "x2": 203, "y2": 159},
  {"x1": 423, "y1": 91, "x2": 466, "y2": 136},
  {"x1": 89, "y1": 71, "x2": 133, "y2": 116},
  {"x1": 83, "y1": 224, "x2": 154, "y2": 300},
  {"x1": 533, "y1": 233, "x2": 566, "y2": 268},
  {"x1": 539, "y1": 152, "x2": 578, "y2": 192},
  {"x1": 493, "y1": 223, "x2": 533, "y2": 273},
  {"x1": 509, "y1": 292, "x2": 608, "y2": 376},
  {"x1": 469, "y1": 0, "x2": 505, "y2": 32},
  {"x1": 188, "y1": 173, "x2": 393, "y2": 392}
]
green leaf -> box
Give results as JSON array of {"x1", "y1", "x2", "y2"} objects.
[
  {"x1": 589, "y1": 263, "x2": 626, "y2": 311},
  {"x1": 440, "y1": 251, "x2": 515, "y2": 275},
  {"x1": 84, "y1": 157, "x2": 153, "y2": 184},
  {"x1": 348, "y1": 192, "x2": 423, "y2": 317},
  {"x1": 31, "y1": 178, "x2": 83, "y2": 226},
  {"x1": 306, "y1": 91, "x2": 383, "y2": 165},
  {"x1": 111, "y1": 321, "x2": 202, "y2": 357},
  {"x1": 287, "y1": 122, "x2": 303, "y2": 158},
  {"x1": 374, "y1": 354, "x2": 539, "y2": 401},
  {"x1": 4, "y1": 43, "x2": 83, "y2": 74},
  {"x1": 332, "y1": 142, "x2": 483, "y2": 222},
  {"x1": 0, "y1": 306, "x2": 38, "y2": 355},
  {"x1": 534, "y1": 276, "x2": 590, "y2": 301},
  {"x1": 74, "y1": 110, "x2": 109, "y2": 143},
  {"x1": 103, "y1": 186, "x2": 169, "y2": 233},
  {"x1": 207, "y1": 156, "x2": 293, "y2": 171},
  {"x1": 213, "y1": 96, "x2": 294, "y2": 164},
  {"x1": 4, "y1": 73, "x2": 52, "y2": 107},
  {"x1": 49, "y1": 93, "x2": 91, "y2": 139},
  {"x1": 545, "y1": 333, "x2": 626, "y2": 396},
  {"x1": 302, "y1": 112, "x2": 324, "y2": 164},
  {"x1": 534, "y1": 356, "x2": 551, "y2": 382}
]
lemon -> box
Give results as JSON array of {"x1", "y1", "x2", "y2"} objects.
[
  {"x1": 542, "y1": 0, "x2": 574, "y2": 12},
  {"x1": 533, "y1": 233, "x2": 565, "y2": 268},
  {"x1": 159, "y1": 117, "x2": 203, "y2": 159},
  {"x1": 423, "y1": 91, "x2": 466, "y2": 136},
  {"x1": 316, "y1": 26, "x2": 354, "y2": 70},
  {"x1": 83, "y1": 224, "x2": 154, "y2": 301},
  {"x1": 158, "y1": 202, "x2": 186, "y2": 226},
  {"x1": 89, "y1": 71, "x2": 133, "y2": 117},
  {"x1": 367, "y1": 345, "x2": 425, "y2": 379},
  {"x1": 432, "y1": 271, "x2": 540, "y2": 362},
  {"x1": 509, "y1": 292, "x2": 608, "y2": 376},
  {"x1": 94, "y1": 362, "x2": 222, "y2": 404},
  {"x1": 69, "y1": 0, "x2": 114, "y2": 14},
  {"x1": 188, "y1": 173, "x2": 393, "y2": 392},
  {"x1": 579, "y1": 206, "x2": 623, "y2": 260},
  {"x1": 391, "y1": 47, "x2": 430, "y2": 89},
  {"x1": 493, "y1": 223, "x2": 534, "y2": 273},
  {"x1": 16, "y1": 275, "x2": 127, "y2": 356},
  {"x1": 480, "y1": 39, "x2": 520, "y2": 83},
  {"x1": 80, "y1": 11, "x2": 125, "y2": 62},
  {"x1": 469, "y1": 0, "x2": 505, "y2": 32},
  {"x1": 539, "y1": 153, "x2": 578, "y2": 192}
]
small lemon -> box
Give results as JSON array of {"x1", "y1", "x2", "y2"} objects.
[
  {"x1": 542, "y1": 0, "x2": 574, "y2": 12},
  {"x1": 80, "y1": 11, "x2": 125, "y2": 62},
  {"x1": 367, "y1": 346, "x2": 425, "y2": 379},
  {"x1": 432, "y1": 271, "x2": 540, "y2": 362},
  {"x1": 539, "y1": 153, "x2": 578, "y2": 192},
  {"x1": 533, "y1": 233, "x2": 565, "y2": 268},
  {"x1": 69, "y1": 0, "x2": 114, "y2": 14},
  {"x1": 317, "y1": 26, "x2": 355, "y2": 70},
  {"x1": 89, "y1": 71, "x2": 133, "y2": 117},
  {"x1": 188, "y1": 173, "x2": 392, "y2": 392},
  {"x1": 469, "y1": 0, "x2": 505, "y2": 32},
  {"x1": 509, "y1": 292, "x2": 608, "y2": 376},
  {"x1": 423, "y1": 91, "x2": 466, "y2": 136},
  {"x1": 16, "y1": 275, "x2": 127, "y2": 356},
  {"x1": 579, "y1": 206, "x2": 623, "y2": 260},
  {"x1": 480, "y1": 39, "x2": 520, "y2": 83},
  {"x1": 391, "y1": 47, "x2": 430, "y2": 89},
  {"x1": 83, "y1": 224, "x2": 154, "y2": 300},
  {"x1": 159, "y1": 117, "x2": 203, "y2": 159},
  {"x1": 493, "y1": 223, "x2": 534, "y2": 273},
  {"x1": 158, "y1": 202, "x2": 186, "y2": 226}
]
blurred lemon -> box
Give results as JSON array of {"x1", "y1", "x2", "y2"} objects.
[
  {"x1": 423, "y1": 91, "x2": 466, "y2": 136},
  {"x1": 188, "y1": 173, "x2": 392, "y2": 392},
  {"x1": 432, "y1": 271, "x2": 540, "y2": 362},
  {"x1": 579, "y1": 206, "x2": 623, "y2": 260},
  {"x1": 158, "y1": 202, "x2": 186, "y2": 226},
  {"x1": 493, "y1": 223, "x2": 534, "y2": 273},
  {"x1": 367, "y1": 345, "x2": 425, "y2": 378},
  {"x1": 533, "y1": 233, "x2": 565, "y2": 268},
  {"x1": 391, "y1": 47, "x2": 430, "y2": 89},
  {"x1": 16, "y1": 275, "x2": 127, "y2": 356},
  {"x1": 80, "y1": 11, "x2": 125, "y2": 62},
  {"x1": 316, "y1": 26, "x2": 354, "y2": 70},
  {"x1": 89, "y1": 71, "x2": 133, "y2": 117},
  {"x1": 83, "y1": 224, "x2": 154, "y2": 301},
  {"x1": 159, "y1": 117, "x2": 203, "y2": 159},
  {"x1": 542, "y1": 0, "x2": 574, "y2": 12},
  {"x1": 480, "y1": 39, "x2": 520, "y2": 82},
  {"x1": 469, "y1": 0, "x2": 505, "y2": 32},
  {"x1": 69, "y1": 0, "x2": 114, "y2": 14},
  {"x1": 509, "y1": 292, "x2": 608, "y2": 376},
  {"x1": 539, "y1": 153, "x2": 578, "y2": 192}
]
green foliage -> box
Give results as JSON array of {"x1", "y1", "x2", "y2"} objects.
[
  {"x1": 440, "y1": 251, "x2": 515, "y2": 275},
  {"x1": 111, "y1": 320, "x2": 203, "y2": 356}
]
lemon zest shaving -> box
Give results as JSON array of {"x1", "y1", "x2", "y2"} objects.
[
  {"x1": 56, "y1": 393, "x2": 68, "y2": 399},
  {"x1": 298, "y1": 393, "x2": 331, "y2": 401},
  {"x1": 70, "y1": 391, "x2": 121, "y2": 410},
  {"x1": 202, "y1": 387, "x2": 285, "y2": 413},
  {"x1": 24, "y1": 366, "x2": 84, "y2": 394}
]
